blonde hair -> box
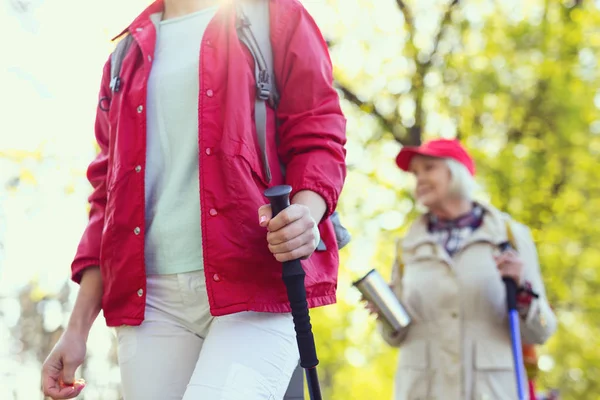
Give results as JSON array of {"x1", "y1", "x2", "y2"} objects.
[{"x1": 445, "y1": 158, "x2": 478, "y2": 200}]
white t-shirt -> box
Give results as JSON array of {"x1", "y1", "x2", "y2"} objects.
[{"x1": 144, "y1": 7, "x2": 218, "y2": 275}]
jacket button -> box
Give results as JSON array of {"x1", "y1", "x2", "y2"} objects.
[
  {"x1": 134, "y1": 227, "x2": 141, "y2": 235},
  {"x1": 206, "y1": 89, "x2": 214, "y2": 97},
  {"x1": 137, "y1": 105, "x2": 144, "y2": 113},
  {"x1": 209, "y1": 208, "x2": 218, "y2": 216},
  {"x1": 205, "y1": 147, "x2": 212, "y2": 155},
  {"x1": 135, "y1": 165, "x2": 142, "y2": 172},
  {"x1": 213, "y1": 274, "x2": 221, "y2": 282},
  {"x1": 451, "y1": 312, "x2": 458, "y2": 319},
  {"x1": 147, "y1": 55, "x2": 152, "y2": 62},
  {"x1": 136, "y1": 27, "x2": 143, "y2": 32},
  {"x1": 137, "y1": 288, "x2": 144, "y2": 297}
]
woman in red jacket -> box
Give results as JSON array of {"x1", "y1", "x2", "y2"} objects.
[{"x1": 40, "y1": 0, "x2": 346, "y2": 399}]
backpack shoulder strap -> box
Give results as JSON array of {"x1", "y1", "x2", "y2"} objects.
[
  {"x1": 235, "y1": 0, "x2": 279, "y2": 183},
  {"x1": 110, "y1": 34, "x2": 134, "y2": 93},
  {"x1": 236, "y1": 0, "x2": 279, "y2": 102}
]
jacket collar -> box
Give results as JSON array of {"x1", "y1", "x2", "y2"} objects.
[
  {"x1": 111, "y1": 0, "x2": 165, "y2": 41},
  {"x1": 402, "y1": 201, "x2": 511, "y2": 252}
]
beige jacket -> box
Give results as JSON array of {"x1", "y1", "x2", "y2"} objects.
[{"x1": 379, "y1": 203, "x2": 557, "y2": 400}]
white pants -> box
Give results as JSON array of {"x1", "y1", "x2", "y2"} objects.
[{"x1": 115, "y1": 271, "x2": 299, "y2": 400}]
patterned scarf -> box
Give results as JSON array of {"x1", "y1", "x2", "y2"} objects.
[{"x1": 427, "y1": 204, "x2": 484, "y2": 256}]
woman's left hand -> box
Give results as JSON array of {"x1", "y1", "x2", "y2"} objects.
[
  {"x1": 258, "y1": 203, "x2": 320, "y2": 262},
  {"x1": 494, "y1": 249, "x2": 524, "y2": 285}
]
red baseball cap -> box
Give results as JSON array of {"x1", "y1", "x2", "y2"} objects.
[{"x1": 395, "y1": 139, "x2": 476, "y2": 176}]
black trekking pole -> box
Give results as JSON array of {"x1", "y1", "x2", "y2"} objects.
[{"x1": 264, "y1": 185, "x2": 323, "y2": 400}]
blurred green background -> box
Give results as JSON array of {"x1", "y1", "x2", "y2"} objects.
[{"x1": 1, "y1": 0, "x2": 599, "y2": 399}]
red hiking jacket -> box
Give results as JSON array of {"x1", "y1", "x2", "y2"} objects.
[{"x1": 71, "y1": 0, "x2": 347, "y2": 327}]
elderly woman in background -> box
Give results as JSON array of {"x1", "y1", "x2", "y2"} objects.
[{"x1": 365, "y1": 139, "x2": 557, "y2": 400}]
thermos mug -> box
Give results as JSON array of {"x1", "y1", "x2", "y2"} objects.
[{"x1": 353, "y1": 269, "x2": 412, "y2": 333}]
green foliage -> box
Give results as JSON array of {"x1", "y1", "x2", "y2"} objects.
[{"x1": 307, "y1": 0, "x2": 600, "y2": 398}]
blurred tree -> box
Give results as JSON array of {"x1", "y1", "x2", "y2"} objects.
[{"x1": 308, "y1": 0, "x2": 600, "y2": 399}]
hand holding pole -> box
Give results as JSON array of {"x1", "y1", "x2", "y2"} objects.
[
  {"x1": 264, "y1": 185, "x2": 322, "y2": 400},
  {"x1": 500, "y1": 242, "x2": 527, "y2": 400}
]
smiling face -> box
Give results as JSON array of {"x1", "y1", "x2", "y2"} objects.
[{"x1": 409, "y1": 155, "x2": 453, "y2": 209}]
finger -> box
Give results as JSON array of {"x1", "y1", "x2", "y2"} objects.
[
  {"x1": 275, "y1": 242, "x2": 314, "y2": 262},
  {"x1": 58, "y1": 384, "x2": 84, "y2": 399},
  {"x1": 42, "y1": 357, "x2": 64, "y2": 394},
  {"x1": 498, "y1": 266, "x2": 514, "y2": 281},
  {"x1": 502, "y1": 253, "x2": 518, "y2": 263},
  {"x1": 498, "y1": 266, "x2": 510, "y2": 277},
  {"x1": 267, "y1": 204, "x2": 307, "y2": 232},
  {"x1": 508, "y1": 255, "x2": 522, "y2": 267},
  {"x1": 44, "y1": 383, "x2": 80, "y2": 400},
  {"x1": 268, "y1": 228, "x2": 314, "y2": 255},
  {"x1": 498, "y1": 265, "x2": 518, "y2": 281},
  {"x1": 497, "y1": 262, "x2": 511, "y2": 274},
  {"x1": 368, "y1": 308, "x2": 380, "y2": 316},
  {"x1": 500, "y1": 249, "x2": 518, "y2": 261},
  {"x1": 267, "y1": 218, "x2": 313, "y2": 246},
  {"x1": 258, "y1": 204, "x2": 272, "y2": 227},
  {"x1": 56, "y1": 376, "x2": 86, "y2": 398},
  {"x1": 495, "y1": 253, "x2": 510, "y2": 266},
  {"x1": 42, "y1": 374, "x2": 61, "y2": 397},
  {"x1": 498, "y1": 258, "x2": 521, "y2": 272},
  {"x1": 61, "y1": 360, "x2": 79, "y2": 386}
]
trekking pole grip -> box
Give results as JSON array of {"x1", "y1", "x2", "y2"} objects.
[
  {"x1": 503, "y1": 277, "x2": 519, "y2": 312},
  {"x1": 499, "y1": 241, "x2": 519, "y2": 312},
  {"x1": 264, "y1": 185, "x2": 319, "y2": 369}
]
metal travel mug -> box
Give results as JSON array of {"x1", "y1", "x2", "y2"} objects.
[{"x1": 353, "y1": 269, "x2": 412, "y2": 333}]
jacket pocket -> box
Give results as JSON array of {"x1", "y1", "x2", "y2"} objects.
[
  {"x1": 473, "y1": 339, "x2": 519, "y2": 400},
  {"x1": 229, "y1": 139, "x2": 272, "y2": 189},
  {"x1": 395, "y1": 340, "x2": 434, "y2": 400}
]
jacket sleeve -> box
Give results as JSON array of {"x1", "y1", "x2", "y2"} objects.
[
  {"x1": 70, "y1": 58, "x2": 112, "y2": 284},
  {"x1": 513, "y1": 222, "x2": 558, "y2": 345},
  {"x1": 271, "y1": 0, "x2": 347, "y2": 220},
  {"x1": 378, "y1": 238, "x2": 411, "y2": 347}
]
